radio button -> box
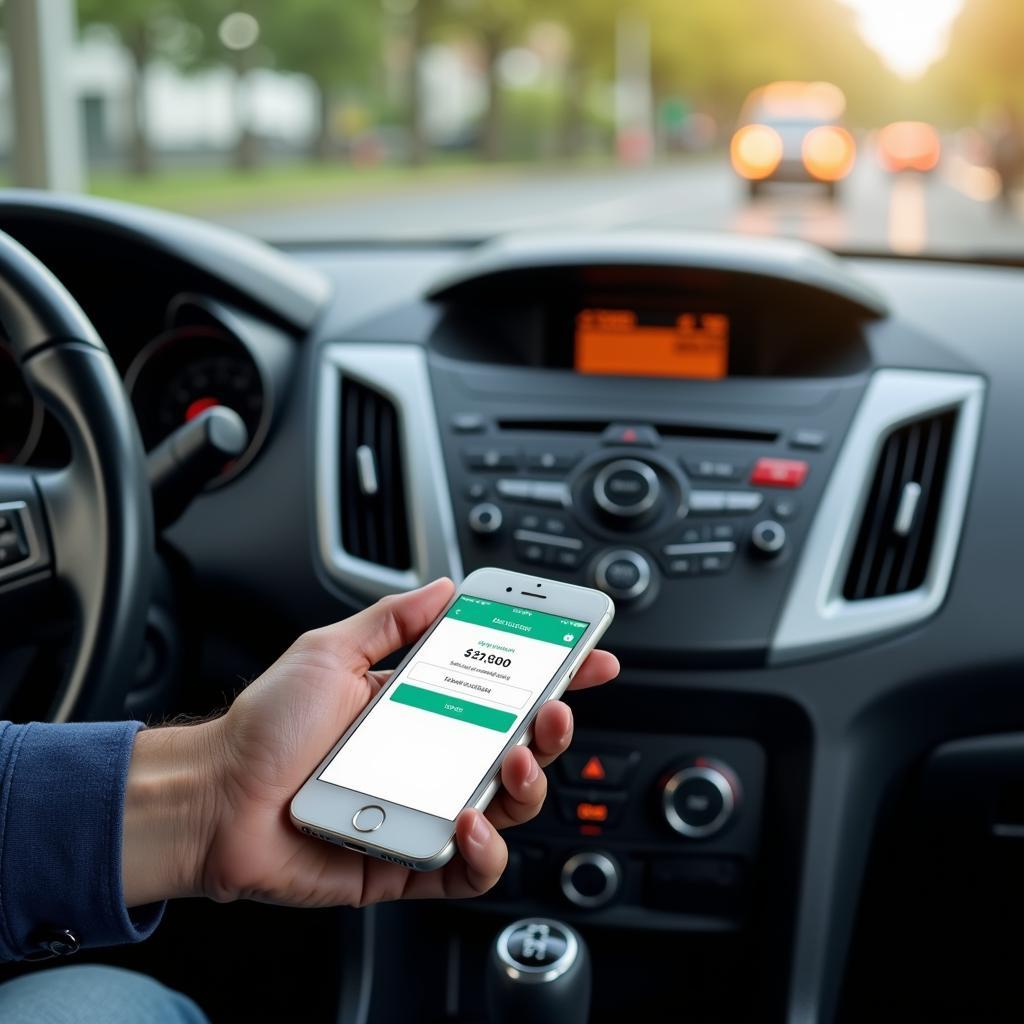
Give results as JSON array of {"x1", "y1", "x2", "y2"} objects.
[
  {"x1": 710, "y1": 523, "x2": 736, "y2": 541},
  {"x1": 686, "y1": 459, "x2": 742, "y2": 481},
  {"x1": 790, "y1": 428, "x2": 827, "y2": 450},
  {"x1": 518, "y1": 512, "x2": 542, "y2": 530},
  {"x1": 594, "y1": 549, "x2": 652, "y2": 601},
  {"x1": 689, "y1": 490, "x2": 726, "y2": 513},
  {"x1": 465, "y1": 480, "x2": 488, "y2": 501},
  {"x1": 724, "y1": 491, "x2": 764, "y2": 513},
  {"x1": 450, "y1": 413, "x2": 485, "y2": 433},
  {"x1": 772, "y1": 498, "x2": 799, "y2": 520},
  {"x1": 465, "y1": 448, "x2": 519, "y2": 470},
  {"x1": 516, "y1": 541, "x2": 547, "y2": 564},
  {"x1": 666, "y1": 556, "x2": 699, "y2": 577},
  {"x1": 530, "y1": 481, "x2": 571, "y2": 506},
  {"x1": 468, "y1": 503, "x2": 503, "y2": 535},
  {"x1": 751, "y1": 520, "x2": 786, "y2": 556},
  {"x1": 594, "y1": 459, "x2": 661, "y2": 519},
  {"x1": 750, "y1": 457, "x2": 808, "y2": 488},
  {"x1": 526, "y1": 451, "x2": 581, "y2": 471},
  {"x1": 601, "y1": 423, "x2": 659, "y2": 447},
  {"x1": 557, "y1": 788, "x2": 628, "y2": 828},
  {"x1": 552, "y1": 548, "x2": 582, "y2": 570},
  {"x1": 699, "y1": 553, "x2": 733, "y2": 574}
]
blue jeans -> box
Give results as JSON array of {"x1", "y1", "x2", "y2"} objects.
[{"x1": 0, "y1": 964, "x2": 208, "y2": 1023}]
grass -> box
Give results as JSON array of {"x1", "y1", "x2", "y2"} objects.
[{"x1": 86, "y1": 158, "x2": 546, "y2": 216}]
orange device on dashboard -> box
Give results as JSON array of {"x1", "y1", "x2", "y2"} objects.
[{"x1": 574, "y1": 308, "x2": 729, "y2": 380}]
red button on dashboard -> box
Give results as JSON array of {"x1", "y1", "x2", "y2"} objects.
[{"x1": 750, "y1": 457, "x2": 808, "y2": 488}]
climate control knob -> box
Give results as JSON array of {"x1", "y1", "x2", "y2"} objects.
[
  {"x1": 468, "y1": 502, "x2": 503, "y2": 535},
  {"x1": 661, "y1": 759, "x2": 739, "y2": 839},
  {"x1": 593, "y1": 549, "x2": 651, "y2": 602},
  {"x1": 750, "y1": 519, "x2": 786, "y2": 557},
  {"x1": 592, "y1": 459, "x2": 661, "y2": 521},
  {"x1": 560, "y1": 851, "x2": 621, "y2": 909}
]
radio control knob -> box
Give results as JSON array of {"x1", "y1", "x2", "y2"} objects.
[
  {"x1": 560, "y1": 851, "x2": 621, "y2": 909},
  {"x1": 660, "y1": 759, "x2": 739, "y2": 839},
  {"x1": 593, "y1": 549, "x2": 651, "y2": 602},
  {"x1": 468, "y1": 502, "x2": 503, "y2": 535},
  {"x1": 592, "y1": 458, "x2": 661, "y2": 521},
  {"x1": 750, "y1": 519, "x2": 786, "y2": 557}
]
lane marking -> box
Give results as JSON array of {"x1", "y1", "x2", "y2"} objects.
[{"x1": 888, "y1": 173, "x2": 927, "y2": 254}]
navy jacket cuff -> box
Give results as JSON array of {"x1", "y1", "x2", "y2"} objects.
[{"x1": 0, "y1": 720, "x2": 165, "y2": 961}]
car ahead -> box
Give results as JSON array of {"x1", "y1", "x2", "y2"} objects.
[{"x1": 730, "y1": 80, "x2": 857, "y2": 199}]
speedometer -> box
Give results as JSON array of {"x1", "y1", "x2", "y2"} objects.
[{"x1": 125, "y1": 325, "x2": 267, "y2": 485}]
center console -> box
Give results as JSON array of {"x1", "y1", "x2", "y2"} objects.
[{"x1": 313, "y1": 235, "x2": 985, "y2": 984}]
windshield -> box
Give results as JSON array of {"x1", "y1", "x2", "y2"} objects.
[{"x1": 4, "y1": 0, "x2": 1023, "y2": 255}]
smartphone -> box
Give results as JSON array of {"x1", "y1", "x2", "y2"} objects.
[{"x1": 291, "y1": 567, "x2": 614, "y2": 871}]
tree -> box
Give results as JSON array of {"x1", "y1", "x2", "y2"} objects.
[
  {"x1": 437, "y1": 0, "x2": 534, "y2": 161},
  {"x1": 77, "y1": 0, "x2": 191, "y2": 174},
  {"x1": 261, "y1": 0, "x2": 383, "y2": 161}
]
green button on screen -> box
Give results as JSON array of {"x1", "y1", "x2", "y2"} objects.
[{"x1": 390, "y1": 683, "x2": 517, "y2": 733}]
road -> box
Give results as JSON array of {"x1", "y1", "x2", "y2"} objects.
[{"x1": 215, "y1": 155, "x2": 1024, "y2": 255}]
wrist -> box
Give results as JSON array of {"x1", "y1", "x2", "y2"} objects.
[{"x1": 122, "y1": 722, "x2": 226, "y2": 908}]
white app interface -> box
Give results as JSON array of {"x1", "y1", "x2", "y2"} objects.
[{"x1": 319, "y1": 595, "x2": 590, "y2": 820}]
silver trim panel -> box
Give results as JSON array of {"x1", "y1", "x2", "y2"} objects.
[
  {"x1": 316, "y1": 344, "x2": 463, "y2": 600},
  {"x1": 771, "y1": 369, "x2": 984, "y2": 663}
]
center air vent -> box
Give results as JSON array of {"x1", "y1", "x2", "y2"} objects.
[
  {"x1": 340, "y1": 378, "x2": 411, "y2": 571},
  {"x1": 842, "y1": 410, "x2": 957, "y2": 601}
]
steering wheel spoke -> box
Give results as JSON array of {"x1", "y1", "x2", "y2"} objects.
[{"x1": 0, "y1": 464, "x2": 52, "y2": 588}]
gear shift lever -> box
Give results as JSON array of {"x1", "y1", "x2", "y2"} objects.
[{"x1": 486, "y1": 918, "x2": 590, "y2": 1024}]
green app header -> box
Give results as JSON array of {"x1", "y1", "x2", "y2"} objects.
[{"x1": 446, "y1": 596, "x2": 589, "y2": 648}]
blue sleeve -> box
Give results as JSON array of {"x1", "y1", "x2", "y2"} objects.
[{"x1": 0, "y1": 720, "x2": 164, "y2": 961}]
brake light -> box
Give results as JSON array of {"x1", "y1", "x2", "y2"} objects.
[
  {"x1": 801, "y1": 125, "x2": 856, "y2": 181},
  {"x1": 730, "y1": 124, "x2": 783, "y2": 180},
  {"x1": 877, "y1": 121, "x2": 941, "y2": 173}
]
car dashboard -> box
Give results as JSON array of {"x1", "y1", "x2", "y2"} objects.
[{"x1": 1, "y1": 191, "x2": 1022, "y2": 1023}]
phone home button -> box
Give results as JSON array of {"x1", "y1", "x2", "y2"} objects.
[{"x1": 352, "y1": 805, "x2": 386, "y2": 833}]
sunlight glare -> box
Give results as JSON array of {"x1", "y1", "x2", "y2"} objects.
[{"x1": 842, "y1": 0, "x2": 964, "y2": 78}]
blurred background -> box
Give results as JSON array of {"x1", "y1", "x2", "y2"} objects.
[{"x1": 3, "y1": 0, "x2": 1024, "y2": 251}]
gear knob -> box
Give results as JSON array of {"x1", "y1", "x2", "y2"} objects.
[{"x1": 486, "y1": 918, "x2": 591, "y2": 1024}]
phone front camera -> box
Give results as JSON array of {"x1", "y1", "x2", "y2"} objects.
[{"x1": 506, "y1": 586, "x2": 512, "y2": 592}]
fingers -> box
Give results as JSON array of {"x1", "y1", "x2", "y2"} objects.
[
  {"x1": 315, "y1": 578, "x2": 455, "y2": 671},
  {"x1": 485, "y1": 744, "x2": 547, "y2": 830},
  {"x1": 400, "y1": 810, "x2": 508, "y2": 901},
  {"x1": 566, "y1": 649, "x2": 620, "y2": 691}
]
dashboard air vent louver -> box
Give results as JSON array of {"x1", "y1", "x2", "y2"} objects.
[
  {"x1": 842, "y1": 410, "x2": 957, "y2": 601},
  {"x1": 339, "y1": 378, "x2": 411, "y2": 571}
]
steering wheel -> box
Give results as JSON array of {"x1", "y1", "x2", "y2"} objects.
[{"x1": 0, "y1": 230, "x2": 153, "y2": 722}]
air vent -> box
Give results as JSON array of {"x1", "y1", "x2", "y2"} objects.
[
  {"x1": 340, "y1": 378, "x2": 411, "y2": 571},
  {"x1": 842, "y1": 411, "x2": 957, "y2": 600}
]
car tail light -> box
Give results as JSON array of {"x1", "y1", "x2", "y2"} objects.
[
  {"x1": 801, "y1": 125, "x2": 856, "y2": 181},
  {"x1": 730, "y1": 124, "x2": 783, "y2": 180},
  {"x1": 878, "y1": 121, "x2": 941, "y2": 173}
]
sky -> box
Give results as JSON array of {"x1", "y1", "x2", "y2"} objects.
[{"x1": 842, "y1": 0, "x2": 965, "y2": 77}]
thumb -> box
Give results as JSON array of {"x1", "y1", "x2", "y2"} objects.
[{"x1": 321, "y1": 577, "x2": 455, "y2": 671}]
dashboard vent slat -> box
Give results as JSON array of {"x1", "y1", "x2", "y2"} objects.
[
  {"x1": 340, "y1": 378, "x2": 411, "y2": 571},
  {"x1": 842, "y1": 410, "x2": 956, "y2": 601}
]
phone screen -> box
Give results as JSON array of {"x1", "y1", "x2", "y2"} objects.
[{"x1": 319, "y1": 595, "x2": 590, "y2": 820}]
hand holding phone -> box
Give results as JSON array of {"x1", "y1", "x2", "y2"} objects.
[{"x1": 291, "y1": 569, "x2": 616, "y2": 871}]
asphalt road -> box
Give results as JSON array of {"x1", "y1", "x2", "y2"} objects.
[{"x1": 216, "y1": 155, "x2": 1024, "y2": 256}]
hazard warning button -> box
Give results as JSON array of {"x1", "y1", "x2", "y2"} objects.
[{"x1": 559, "y1": 749, "x2": 640, "y2": 787}]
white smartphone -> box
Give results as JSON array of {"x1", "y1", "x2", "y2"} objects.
[{"x1": 290, "y1": 567, "x2": 615, "y2": 871}]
